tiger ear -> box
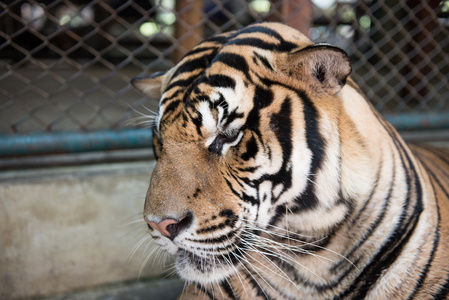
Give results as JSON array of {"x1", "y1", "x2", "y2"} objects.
[
  {"x1": 286, "y1": 44, "x2": 351, "y2": 95},
  {"x1": 131, "y1": 70, "x2": 172, "y2": 100}
]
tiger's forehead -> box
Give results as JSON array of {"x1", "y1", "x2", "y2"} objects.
[
  {"x1": 157, "y1": 23, "x2": 312, "y2": 139},
  {"x1": 157, "y1": 74, "x2": 253, "y2": 144}
]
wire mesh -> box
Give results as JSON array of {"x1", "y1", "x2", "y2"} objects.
[{"x1": 0, "y1": 0, "x2": 448, "y2": 135}]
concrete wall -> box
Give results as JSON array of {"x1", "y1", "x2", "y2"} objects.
[{"x1": 0, "y1": 159, "x2": 169, "y2": 299}]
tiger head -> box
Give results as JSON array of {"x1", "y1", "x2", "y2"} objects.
[{"x1": 132, "y1": 22, "x2": 375, "y2": 286}]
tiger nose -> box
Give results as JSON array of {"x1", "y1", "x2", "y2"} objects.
[{"x1": 145, "y1": 213, "x2": 193, "y2": 240}]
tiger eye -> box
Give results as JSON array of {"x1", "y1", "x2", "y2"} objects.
[{"x1": 208, "y1": 133, "x2": 239, "y2": 155}]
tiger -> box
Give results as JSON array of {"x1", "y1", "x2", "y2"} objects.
[{"x1": 131, "y1": 22, "x2": 449, "y2": 299}]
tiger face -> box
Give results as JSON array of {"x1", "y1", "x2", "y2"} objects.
[
  {"x1": 132, "y1": 22, "x2": 356, "y2": 285},
  {"x1": 132, "y1": 22, "x2": 449, "y2": 299}
]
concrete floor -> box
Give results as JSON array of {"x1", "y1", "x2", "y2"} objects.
[{"x1": 40, "y1": 278, "x2": 185, "y2": 300}]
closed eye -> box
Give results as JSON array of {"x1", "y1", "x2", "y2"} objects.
[{"x1": 208, "y1": 131, "x2": 243, "y2": 155}]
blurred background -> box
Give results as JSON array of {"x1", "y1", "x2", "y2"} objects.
[{"x1": 1, "y1": 0, "x2": 448, "y2": 299}]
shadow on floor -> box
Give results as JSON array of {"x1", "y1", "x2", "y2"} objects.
[{"x1": 40, "y1": 278, "x2": 185, "y2": 300}]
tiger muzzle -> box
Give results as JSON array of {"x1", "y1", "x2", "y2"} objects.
[{"x1": 143, "y1": 143, "x2": 225, "y2": 238}]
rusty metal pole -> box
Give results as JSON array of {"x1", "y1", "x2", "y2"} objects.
[
  {"x1": 174, "y1": 0, "x2": 204, "y2": 63},
  {"x1": 270, "y1": 0, "x2": 313, "y2": 36},
  {"x1": 401, "y1": 0, "x2": 440, "y2": 105}
]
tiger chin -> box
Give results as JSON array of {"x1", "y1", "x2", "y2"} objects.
[{"x1": 132, "y1": 22, "x2": 449, "y2": 299}]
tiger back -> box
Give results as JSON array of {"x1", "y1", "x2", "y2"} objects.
[{"x1": 132, "y1": 22, "x2": 449, "y2": 299}]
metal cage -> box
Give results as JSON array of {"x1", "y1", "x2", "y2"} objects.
[{"x1": 1, "y1": 0, "x2": 448, "y2": 156}]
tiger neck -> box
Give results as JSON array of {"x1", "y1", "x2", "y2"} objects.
[
  {"x1": 316, "y1": 84, "x2": 426, "y2": 295},
  {"x1": 292, "y1": 89, "x2": 422, "y2": 299}
]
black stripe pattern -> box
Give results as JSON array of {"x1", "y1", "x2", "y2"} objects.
[{"x1": 144, "y1": 22, "x2": 449, "y2": 300}]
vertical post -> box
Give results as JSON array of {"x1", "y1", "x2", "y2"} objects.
[
  {"x1": 5, "y1": 3, "x2": 23, "y2": 61},
  {"x1": 401, "y1": 0, "x2": 440, "y2": 104},
  {"x1": 270, "y1": 0, "x2": 313, "y2": 35},
  {"x1": 174, "y1": 0, "x2": 204, "y2": 63}
]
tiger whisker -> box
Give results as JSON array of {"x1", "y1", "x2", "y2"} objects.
[
  {"x1": 239, "y1": 222, "x2": 356, "y2": 274},
  {"x1": 255, "y1": 237, "x2": 335, "y2": 268},
  {"x1": 128, "y1": 114, "x2": 159, "y2": 120},
  {"x1": 217, "y1": 100, "x2": 229, "y2": 109},
  {"x1": 161, "y1": 250, "x2": 173, "y2": 270},
  {"x1": 306, "y1": 172, "x2": 318, "y2": 185},
  {"x1": 243, "y1": 218, "x2": 315, "y2": 239},
  {"x1": 238, "y1": 250, "x2": 292, "y2": 295},
  {"x1": 209, "y1": 284, "x2": 217, "y2": 300},
  {"x1": 127, "y1": 118, "x2": 159, "y2": 125},
  {"x1": 125, "y1": 117, "x2": 158, "y2": 128},
  {"x1": 162, "y1": 264, "x2": 178, "y2": 279},
  {"x1": 121, "y1": 218, "x2": 146, "y2": 226},
  {"x1": 217, "y1": 250, "x2": 247, "y2": 297},
  {"x1": 233, "y1": 248, "x2": 274, "y2": 300},
  {"x1": 224, "y1": 274, "x2": 236, "y2": 299},
  {"x1": 128, "y1": 103, "x2": 158, "y2": 117},
  {"x1": 242, "y1": 237, "x2": 326, "y2": 283},
  {"x1": 142, "y1": 237, "x2": 156, "y2": 257},
  {"x1": 241, "y1": 227, "x2": 325, "y2": 256},
  {"x1": 119, "y1": 213, "x2": 145, "y2": 225},
  {"x1": 125, "y1": 104, "x2": 159, "y2": 128},
  {"x1": 210, "y1": 256, "x2": 224, "y2": 300},
  {"x1": 243, "y1": 224, "x2": 316, "y2": 246},
  {"x1": 128, "y1": 234, "x2": 152, "y2": 262},
  {"x1": 179, "y1": 280, "x2": 189, "y2": 300},
  {"x1": 245, "y1": 226, "x2": 359, "y2": 273},
  {"x1": 244, "y1": 219, "x2": 316, "y2": 245},
  {"x1": 242, "y1": 224, "x2": 357, "y2": 269},
  {"x1": 120, "y1": 224, "x2": 148, "y2": 242},
  {"x1": 242, "y1": 226, "x2": 327, "y2": 258},
  {"x1": 237, "y1": 236, "x2": 307, "y2": 290},
  {"x1": 140, "y1": 104, "x2": 158, "y2": 116},
  {"x1": 223, "y1": 236, "x2": 250, "y2": 297},
  {"x1": 233, "y1": 232, "x2": 301, "y2": 287},
  {"x1": 242, "y1": 229, "x2": 329, "y2": 264},
  {"x1": 139, "y1": 243, "x2": 160, "y2": 278},
  {"x1": 159, "y1": 248, "x2": 172, "y2": 270}
]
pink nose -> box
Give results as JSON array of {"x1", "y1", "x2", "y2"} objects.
[{"x1": 145, "y1": 218, "x2": 179, "y2": 238}]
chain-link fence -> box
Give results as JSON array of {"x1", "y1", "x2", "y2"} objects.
[{"x1": 1, "y1": 0, "x2": 448, "y2": 156}]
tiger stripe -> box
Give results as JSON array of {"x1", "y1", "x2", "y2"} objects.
[{"x1": 132, "y1": 22, "x2": 449, "y2": 299}]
